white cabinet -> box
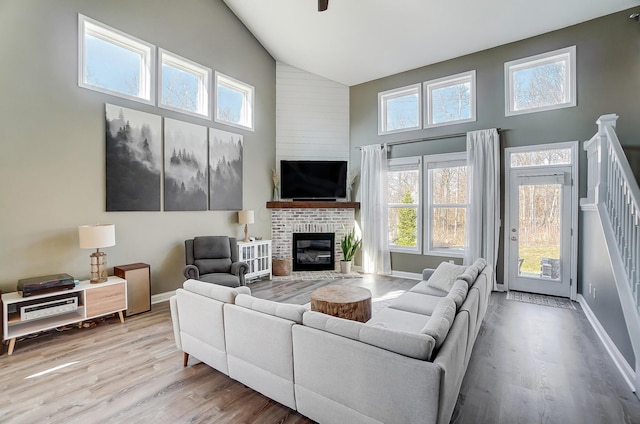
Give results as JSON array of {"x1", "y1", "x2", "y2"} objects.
[
  {"x1": 1, "y1": 276, "x2": 127, "y2": 355},
  {"x1": 237, "y1": 240, "x2": 272, "y2": 282}
]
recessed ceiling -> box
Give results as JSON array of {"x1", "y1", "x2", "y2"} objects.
[{"x1": 223, "y1": 0, "x2": 640, "y2": 86}]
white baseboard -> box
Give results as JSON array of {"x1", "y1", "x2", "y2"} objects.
[
  {"x1": 391, "y1": 270, "x2": 422, "y2": 280},
  {"x1": 151, "y1": 290, "x2": 175, "y2": 304},
  {"x1": 578, "y1": 294, "x2": 636, "y2": 392}
]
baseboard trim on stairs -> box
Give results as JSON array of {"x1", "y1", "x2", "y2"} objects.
[{"x1": 578, "y1": 294, "x2": 636, "y2": 392}]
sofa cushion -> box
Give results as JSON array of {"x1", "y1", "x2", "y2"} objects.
[
  {"x1": 446, "y1": 280, "x2": 469, "y2": 309},
  {"x1": 366, "y1": 307, "x2": 432, "y2": 333},
  {"x1": 198, "y1": 272, "x2": 239, "y2": 287},
  {"x1": 195, "y1": 258, "x2": 232, "y2": 274},
  {"x1": 183, "y1": 279, "x2": 247, "y2": 303},
  {"x1": 235, "y1": 294, "x2": 307, "y2": 324},
  {"x1": 303, "y1": 311, "x2": 436, "y2": 360},
  {"x1": 427, "y1": 262, "x2": 467, "y2": 292},
  {"x1": 387, "y1": 292, "x2": 442, "y2": 316},
  {"x1": 420, "y1": 297, "x2": 456, "y2": 352},
  {"x1": 409, "y1": 281, "x2": 449, "y2": 297}
]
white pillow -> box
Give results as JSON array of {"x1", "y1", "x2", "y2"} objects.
[{"x1": 426, "y1": 262, "x2": 467, "y2": 292}]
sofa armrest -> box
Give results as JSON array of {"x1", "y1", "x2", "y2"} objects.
[
  {"x1": 184, "y1": 264, "x2": 200, "y2": 280},
  {"x1": 169, "y1": 295, "x2": 182, "y2": 350},
  {"x1": 231, "y1": 261, "x2": 249, "y2": 286}
]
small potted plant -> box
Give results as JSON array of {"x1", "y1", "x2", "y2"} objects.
[{"x1": 340, "y1": 226, "x2": 361, "y2": 274}]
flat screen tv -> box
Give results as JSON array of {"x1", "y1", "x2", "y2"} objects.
[{"x1": 280, "y1": 160, "x2": 347, "y2": 200}]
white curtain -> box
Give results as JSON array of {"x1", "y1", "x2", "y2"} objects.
[
  {"x1": 465, "y1": 129, "x2": 500, "y2": 290},
  {"x1": 360, "y1": 145, "x2": 391, "y2": 275}
]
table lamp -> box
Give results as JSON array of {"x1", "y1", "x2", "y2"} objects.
[
  {"x1": 238, "y1": 210, "x2": 254, "y2": 242},
  {"x1": 79, "y1": 224, "x2": 116, "y2": 283}
]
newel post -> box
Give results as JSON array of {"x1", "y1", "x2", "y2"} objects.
[{"x1": 593, "y1": 114, "x2": 619, "y2": 205}]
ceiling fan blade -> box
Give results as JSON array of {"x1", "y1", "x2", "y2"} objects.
[{"x1": 318, "y1": 0, "x2": 328, "y2": 12}]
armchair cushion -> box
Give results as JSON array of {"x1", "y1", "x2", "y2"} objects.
[
  {"x1": 194, "y1": 236, "x2": 232, "y2": 259},
  {"x1": 195, "y1": 258, "x2": 233, "y2": 274}
]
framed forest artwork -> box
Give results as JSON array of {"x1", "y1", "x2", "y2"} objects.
[
  {"x1": 209, "y1": 128, "x2": 243, "y2": 210},
  {"x1": 105, "y1": 104, "x2": 162, "y2": 211},
  {"x1": 164, "y1": 118, "x2": 208, "y2": 211}
]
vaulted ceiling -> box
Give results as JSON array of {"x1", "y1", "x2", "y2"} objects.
[{"x1": 223, "y1": 0, "x2": 640, "y2": 86}]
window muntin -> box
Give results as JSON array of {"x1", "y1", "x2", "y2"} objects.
[
  {"x1": 159, "y1": 49, "x2": 211, "y2": 118},
  {"x1": 505, "y1": 46, "x2": 576, "y2": 116},
  {"x1": 424, "y1": 71, "x2": 476, "y2": 128},
  {"x1": 78, "y1": 15, "x2": 154, "y2": 104},
  {"x1": 510, "y1": 148, "x2": 572, "y2": 168},
  {"x1": 215, "y1": 72, "x2": 254, "y2": 131},
  {"x1": 378, "y1": 84, "x2": 421, "y2": 135},
  {"x1": 425, "y1": 154, "x2": 468, "y2": 256},
  {"x1": 387, "y1": 157, "x2": 422, "y2": 253}
]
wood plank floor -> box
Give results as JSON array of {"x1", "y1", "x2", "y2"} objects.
[{"x1": 0, "y1": 274, "x2": 638, "y2": 423}]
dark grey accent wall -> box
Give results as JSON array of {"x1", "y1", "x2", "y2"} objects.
[
  {"x1": 580, "y1": 209, "x2": 634, "y2": 367},
  {"x1": 0, "y1": 0, "x2": 275, "y2": 295},
  {"x1": 350, "y1": 8, "x2": 640, "y2": 278}
]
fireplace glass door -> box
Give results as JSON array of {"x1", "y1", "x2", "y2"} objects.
[{"x1": 293, "y1": 233, "x2": 335, "y2": 271}]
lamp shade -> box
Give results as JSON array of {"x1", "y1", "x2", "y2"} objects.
[
  {"x1": 238, "y1": 210, "x2": 255, "y2": 225},
  {"x1": 79, "y1": 224, "x2": 116, "y2": 249}
]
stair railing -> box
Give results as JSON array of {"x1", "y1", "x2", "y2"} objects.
[{"x1": 584, "y1": 113, "x2": 640, "y2": 394}]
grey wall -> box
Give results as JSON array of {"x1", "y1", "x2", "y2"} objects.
[
  {"x1": 580, "y1": 209, "x2": 634, "y2": 367},
  {"x1": 0, "y1": 0, "x2": 275, "y2": 295},
  {"x1": 350, "y1": 8, "x2": 640, "y2": 278}
]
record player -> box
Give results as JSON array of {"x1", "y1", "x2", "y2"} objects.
[{"x1": 17, "y1": 273, "x2": 75, "y2": 297}]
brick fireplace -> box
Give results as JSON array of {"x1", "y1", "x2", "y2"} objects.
[{"x1": 267, "y1": 201, "x2": 360, "y2": 271}]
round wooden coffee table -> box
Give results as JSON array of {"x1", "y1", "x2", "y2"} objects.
[{"x1": 311, "y1": 285, "x2": 372, "y2": 322}]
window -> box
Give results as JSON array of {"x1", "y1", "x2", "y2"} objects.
[
  {"x1": 215, "y1": 72, "x2": 254, "y2": 131},
  {"x1": 510, "y1": 148, "x2": 572, "y2": 168},
  {"x1": 424, "y1": 153, "x2": 468, "y2": 256},
  {"x1": 387, "y1": 157, "x2": 422, "y2": 253},
  {"x1": 424, "y1": 71, "x2": 476, "y2": 128},
  {"x1": 505, "y1": 46, "x2": 576, "y2": 116},
  {"x1": 78, "y1": 15, "x2": 155, "y2": 104},
  {"x1": 378, "y1": 84, "x2": 421, "y2": 135},
  {"x1": 159, "y1": 49, "x2": 211, "y2": 118}
]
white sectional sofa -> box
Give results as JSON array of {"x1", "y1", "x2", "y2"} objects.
[{"x1": 170, "y1": 259, "x2": 492, "y2": 424}]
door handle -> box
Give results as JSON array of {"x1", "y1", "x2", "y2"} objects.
[{"x1": 511, "y1": 236, "x2": 517, "y2": 241}]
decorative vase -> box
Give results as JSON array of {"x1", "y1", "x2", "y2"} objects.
[
  {"x1": 273, "y1": 187, "x2": 280, "y2": 201},
  {"x1": 346, "y1": 187, "x2": 352, "y2": 202},
  {"x1": 340, "y1": 260, "x2": 352, "y2": 274}
]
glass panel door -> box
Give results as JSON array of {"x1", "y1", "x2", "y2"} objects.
[{"x1": 508, "y1": 170, "x2": 571, "y2": 297}]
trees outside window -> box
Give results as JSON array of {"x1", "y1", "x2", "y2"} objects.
[
  {"x1": 505, "y1": 46, "x2": 576, "y2": 116},
  {"x1": 388, "y1": 158, "x2": 421, "y2": 253},
  {"x1": 425, "y1": 153, "x2": 468, "y2": 256}
]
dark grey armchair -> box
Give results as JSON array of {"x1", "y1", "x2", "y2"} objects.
[{"x1": 184, "y1": 236, "x2": 249, "y2": 287}]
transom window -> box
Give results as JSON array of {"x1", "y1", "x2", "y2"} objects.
[
  {"x1": 425, "y1": 153, "x2": 468, "y2": 256},
  {"x1": 505, "y1": 46, "x2": 576, "y2": 116},
  {"x1": 424, "y1": 71, "x2": 476, "y2": 128},
  {"x1": 378, "y1": 84, "x2": 422, "y2": 135},
  {"x1": 510, "y1": 148, "x2": 572, "y2": 168},
  {"x1": 78, "y1": 15, "x2": 155, "y2": 104},
  {"x1": 387, "y1": 157, "x2": 422, "y2": 253},
  {"x1": 215, "y1": 72, "x2": 254, "y2": 131},
  {"x1": 159, "y1": 49, "x2": 211, "y2": 118}
]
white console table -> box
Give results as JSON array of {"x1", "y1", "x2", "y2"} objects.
[
  {"x1": 1, "y1": 276, "x2": 127, "y2": 355},
  {"x1": 237, "y1": 240, "x2": 272, "y2": 282}
]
